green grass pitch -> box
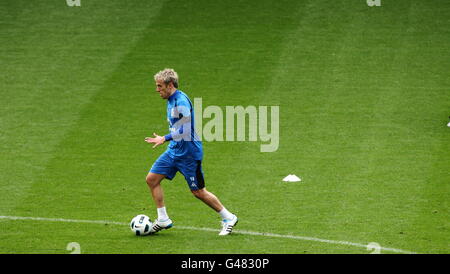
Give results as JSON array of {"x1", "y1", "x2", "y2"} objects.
[{"x1": 0, "y1": 0, "x2": 449, "y2": 254}]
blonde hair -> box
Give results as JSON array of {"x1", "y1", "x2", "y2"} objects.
[{"x1": 154, "y1": 68, "x2": 179, "y2": 88}]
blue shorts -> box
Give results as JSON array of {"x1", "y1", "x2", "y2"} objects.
[{"x1": 150, "y1": 151, "x2": 205, "y2": 191}]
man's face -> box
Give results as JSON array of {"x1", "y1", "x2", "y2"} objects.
[{"x1": 155, "y1": 79, "x2": 172, "y2": 99}]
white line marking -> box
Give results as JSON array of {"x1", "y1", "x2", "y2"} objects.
[{"x1": 0, "y1": 215, "x2": 416, "y2": 254}]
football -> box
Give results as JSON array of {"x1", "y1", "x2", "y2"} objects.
[{"x1": 130, "y1": 214, "x2": 152, "y2": 236}]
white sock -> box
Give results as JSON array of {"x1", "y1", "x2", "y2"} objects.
[
  {"x1": 219, "y1": 207, "x2": 234, "y2": 220},
  {"x1": 157, "y1": 207, "x2": 169, "y2": 221}
]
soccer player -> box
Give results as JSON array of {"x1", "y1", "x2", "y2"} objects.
[{"x1": 144, "y1": 68, "x2": 238, "y2": 236}]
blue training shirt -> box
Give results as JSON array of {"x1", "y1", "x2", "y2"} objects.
[{"x1": 163, "y1": 90, "x2": 203, "y2": 160}]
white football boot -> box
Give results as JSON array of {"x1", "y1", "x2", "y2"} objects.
[
  {"x1": 219, "y1": 214, "x2": 238, "y2": 236},
  {"x1": 150, "y1": 218, "x2": 173, "y2": 234}
]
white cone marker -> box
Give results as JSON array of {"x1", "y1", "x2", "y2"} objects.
[{"x1": 282, "y1": 174, "x2": 301, "y2": 182}]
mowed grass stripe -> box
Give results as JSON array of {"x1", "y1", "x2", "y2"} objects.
[
  {"x1": 299, "y1": 1, "x2": 422, "y2": 249},
  {"x1": 388, "y1": 1, "x2": 450, "y2": 253},
  {"x1": 329, "y1": 1, "x2": 450, "y2": 253},
  {"x1": 0, "y1": 1, "x2": 164, "y2": 215}
]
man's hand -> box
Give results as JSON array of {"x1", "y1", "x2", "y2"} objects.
[{"x1": 145, "y1": 133, "x2": 165, "y2": 148}]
